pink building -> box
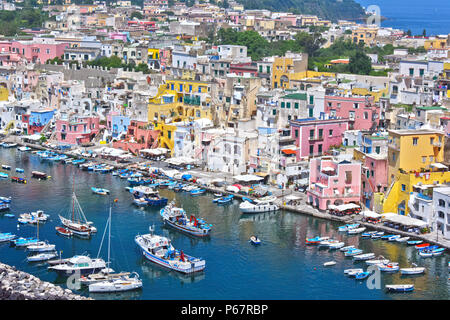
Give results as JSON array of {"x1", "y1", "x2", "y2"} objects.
[
  {"x1": 113, "y1": 120, "x2": 160, "y2": 155},
  {"x1": 307, "y1": 157, "x2": 361, "y2": 211},
  {"x1": 55, "y1": 116, "x2": 100, "y2": 145},
  {"x1": 229, "y1": 62, "x2": 258, "y2": 77},
  {"x1": 0, "y1": 39, "x2": 69, "y2": 64},
  {"x1": 289, "y1": 118, "x2": 349, "y2": 160},
  {"x1": 324, "y1": 95, "x2": 380, "y2": 131},
  {"x1": 361, "y1": 153, "x2": 388, "y2": 209},
  {"x1": 440, "y1": 116, "x2": 450, "y2": 137}
]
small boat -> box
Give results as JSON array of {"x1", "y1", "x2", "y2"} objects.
[
  {"x1": 4, "y1": 214, "x2": 14, "y2": 218},
  {"x1": 88, "y1": 273, "x2": 143, "y2": 293},
  {"x1": 345, "y1": 268, "x2": 364, "y2": 276},
  {"x1": 407, "y1": 240, "x2": 423, "y2": 245},
  {"x1": 91, "y1": 187, "x2": 110, "y2": 195},
  {"x1": 344, "y1": 248, "x2": 363, "y2": 257},
  {"x1": 250, "y1": 236, "x2": 261, "y2": 245},
  {"x1": 355, "y1": 271, "x2": 370, "y2": 280},
  {"x1": 2, "y1": 143, "x2": 17, "y2": 148},
  {"x1": 55, "y1": 226, "x2": 73, "y2": 237},
  {"x1": 361, "y1": 231, "x2": 377, "y2": 238},
  {"x1": 340, "y1": 245, "x2": 355, "y2": 252},
  {"x1": 318, "y1": 239, "x2": 340, "y2": 247},
  {"x1": 415, "y1": 243, "x2": 430, "y2": 249},
  {"x1": 2, "y1": 165, "x2": 11, "y2": 170},
  {"x1": 31, "y1": 171, "x2": 49, "y2": 179},
  {"x1": 338, "y1": 223, "x2": 360, "y2": 232},
  {"x1": 371, "y1": 231, "x2": 384, "y2": 239},
  {"x1": 160, "y1": 202, "x2": 212, "y2": 237},
  {"x1": 12, "y1": 237, "x2": 39, "y2": 247},
  {"x1": 0, "y1": 233, "x2": 16, "y2": 242},
  {"x1": 27, "y1": 252, "x2": 58, "y2": 262},
  {"x1": 353, "y1": 253, "x2": 375, "y2": 261},
  {"x1": 27, "y1": 241, "x2": 56, "y2": 252},
  {"x1": 0, "y1": 172, "x2": 8, "y2": 178},
  {"x1": 419, "y1": 247, "x2": 445, "y2": 257},
  {"x1": 190, "y1": 189, "x2": 206, "y2": 196},
  {"x1": 19, "y1": 210, "x2": 49, "y2": 223},
  {"x1": 48, "y1": 255, "x2": 107, "y2": 275},
  {"x1": 387, "y1": 235, "x2": 401, "y2": 241},
  {"x1": 239, "y1": 200, "x2": 278, "y2": 214},
  {"x1": 385, "y1": 284, "x2": 414, "y2": 292},
  {"x1": 377, "y1": 263, "x2": 399, "y2": 272},
  {"x1": 133, "y1": 197, "x2": 148, "y2": 206},
  {"x1": 306, "y1": 236, "x2": 329, "y2": 245},
  {"x1": 328, "y1": 242, "x2": 345, "y2": 250},
  {"x1": 11, "y1": 176, "x2": 26, "y2": 184},
  {"x1": 400, "y1": 265, "x2": 426, "y2": 275},
  {"x1": 323, "y1": 261, "x2": 336, "y2": 267},
  {"x1": 216, "y1": 195, "x2": 234, "y2": 205},
  {"x1": 18, "y1": 146, "x2": 31, "y2": 152},
  {"x1": 79, "y1": 269, "x2": 129, "y2": 285},
  {"x1": 381, "y1": 234, "x2": 395, "y2": 240},
  {"x1": 15, "y1": 168, "x2": 24, "y2": 173},
  {"x1": 0, "y1": 196, "x2": 11, "y2": 203},
  {"x1": 366, "y1": 256, "x2": 390, "y2": 265},
  {"x1": 347, "y1": 227, "x2": 366, "y2": 234},
  {"x1": 396, "y1": 237, "x2": 410, "y2": 243}
]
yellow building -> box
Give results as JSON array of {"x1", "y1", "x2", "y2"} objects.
[
  {"x1": 378, "y1": 128, "x2": 449, "y2": 215},
  {"x1": 352, "y1": 26, "x2": 378, "y2": 46},
  {"x1": 351, "y1": 86, "x2": 389, "y2": 102},
  {"x1": 0, "y1": 86, "x2": 8, "y2": 101},
  {"x1": 148, "y1": 79, "x2": 212, "y2": 153},
  {"x1": 424, "y1": 38, "x2": 448, "y2": 50}
]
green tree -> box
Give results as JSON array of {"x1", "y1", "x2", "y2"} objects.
[
  {"x1": 130, "y1": 11, "x2": 144, "y2": 20},
  {"x1": 348, "y1": 50, "x2": 372, "y2": 75}
]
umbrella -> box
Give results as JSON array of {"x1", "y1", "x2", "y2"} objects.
[
  {"x1": 226, "y1": 186, "x2": 240, "y2": 193},
  {"x1": 182, "y1": 174, "x2": 192, "y2": 180}
]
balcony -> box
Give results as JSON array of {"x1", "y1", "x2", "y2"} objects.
[
  {"x1": 432, "y1": 141, "x2": 442, "y2": 147},
  {"x1": 388, "y1": 142, "x2": 400, "y2": 151},
  {"x1": 308, "y1": 135, "x2": 324, "y2": 141}
]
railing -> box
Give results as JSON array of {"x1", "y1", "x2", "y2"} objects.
[{"x1": 308, "y1": 135, "x2": 324, "y2": 141}]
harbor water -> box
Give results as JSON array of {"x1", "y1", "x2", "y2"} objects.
[{"x1": 0, "y1": 148, "x2": 449, "y2": 300}]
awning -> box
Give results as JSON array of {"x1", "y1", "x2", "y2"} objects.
[
  {"x1": 359, "y1": 210, "x2": 382, "y2": 219},
  {"x1": 233, "y1": 174, "x2": 264, "y2": 182},
  {"x1": 322, "y1": 166, "x2": 335, "y2": 171},
  {"x1": 285, "y1": 194, "x2": 300, "y2": 201},
  {"x1": 431, "y1": 163, "x2": 448, "y2": 169},
  {"x1": 281, "y1": 149, "x2": 296, "y2": 155}
]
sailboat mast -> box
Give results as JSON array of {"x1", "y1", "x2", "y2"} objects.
[
  {"x1": 71, "y1": 176, "x2": 75, "y2": 222},
  {"x1": 107, "y1": 205, "x2": 111, "y2": 277}
]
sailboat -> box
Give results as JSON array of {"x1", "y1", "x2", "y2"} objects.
[
  {"x1": 27, "y1": 217, "x2": 57, "y2": 262},
  {"x1": 58, "y1": 193, "x2": 97, "y2": 237},
  {"x1": 88, "y1": 205, "x2": 142, "y2": 293}
]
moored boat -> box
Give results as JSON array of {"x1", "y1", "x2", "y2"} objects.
[
  {"x1": 27, "y1": 252, "x2": 58, "y2": 262},
  {"x1": 400, "y1": 266, "x2": 426, "y2": 275},
  {"x1": 347, "y1": 227, "x2": 366, "y2": 234},
  {"x1": 323, "y1": 261, "x2": 336, "y2": 267},
  {"x1": 160, "y1": 202, "x2": 211, "y2": 237},
  {"x1": 377, "y1": 263, "x2": 400, "y2": 272},
  {"x1": 48, "y1": 255, "x2": 106, "y2": 275},
  {"x1": 31, "y1": 171, "x2": 49, "y2": 179},
  {"x1": 344, "y1": 248, "x2": 363, "y2": 257},
  {"x1": 239, "y1": 200, "x2": 278, "y2": 213},
  {"x1": 328, "y1": 242, "x2": 345, "y2": 250},
  {"x1": 353, "y1": 253, "x2": 375, "y2": 261},
  {"x1": 250, "y1": 236, "x2": 261, "y2": 245},
  {"x1": 91, "y1": 187, "x2": 110, "y2": 195},
  {"x1": 385, "y1": 284, "x2": 414, "y2": 292},
  {"x1": 55, "y1": 226, "x2": 73, "y2": 237}
]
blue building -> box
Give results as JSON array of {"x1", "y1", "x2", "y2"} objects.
[{"x1": 111, "y1": 115, "x2": 130, "y2": 138}]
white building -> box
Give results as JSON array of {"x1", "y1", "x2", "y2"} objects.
[{"x1": 433, "y1": 186, "x2": 450, "y2": 240}]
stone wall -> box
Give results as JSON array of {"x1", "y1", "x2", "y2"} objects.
[{"x1": 0, "y1": 262, "x2": 91, "y2": 300}]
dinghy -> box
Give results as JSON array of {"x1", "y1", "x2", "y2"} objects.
[
  {"x1": 347, "y1": 227, "x2": 366, "y2": 234},
  {"x1": 355, "y1": 271, "x2": 370, "y2": 280},
  {"x1": 250, "y1": 236, "x2": 261, "y2": 245},
  {"x1": 340, "y1": 245, "x2": 355, "y2": 252},
  {"x1": 328, "y1": 242, "x2": 345, "y2": 250},
  {"x1": 400, "y1": 266, "x2": 426, "y2": 275},
  {"x1": 344, "y1": 268, "x2": 363, "y2": 275},
  {"x1": 395, "y1": 237, "x2": 410, "y2": 243},
  {"x1": 344, "y1": 248, "x2": 363, "y2": 257},
  {"x1": 55, "y1": 226, "x2": 73, "y2": 237},
  {"x1": 386, "y1": 284, "x2": 414, "y2": 292},
  {"x1": 27, "y1": 252, "x2": 58, "y2": 262},
  {"x1": 323, "y1": 261, "x2": 336, "y2": 267},
  {"x1": 353, "y1": 253, "x2": 375, "y2": 261},
  {"x1": 407, "y1": 240, "x2": 422, "y2": 245}
]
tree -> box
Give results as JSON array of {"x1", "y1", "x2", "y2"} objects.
[
  {"x1": 406, "y1": 29, "x2": 412, "y2": 37},
  {"x1": 422, "y1": 29, "x2": 427, "y2": 37},
  {"x1": 130, "y1": 11, "x2": 144, "y2": 20},
  {"x1": 294, "y1": 31, "x2": 326, "y2": 57},
  {"x1": 348, "y1": 50, "x2": 372, "y2": 75}
]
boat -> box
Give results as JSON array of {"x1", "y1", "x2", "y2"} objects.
[
  {"x1": 323, "y1": 261, "x2": 336, "y2": 267},
  {"x1": 353, "y1": 253, "x2": 375, "y2": 261},
  {"x1": 366, "y1": 258, "x2": 390, "y2": 266},
  {"x1": 338, "y1": 223, "x2": 360, "y2": 232},
  {"x1": 381, "y1": 234, "x2": 395, "y2": 240},
  {"x1": 11, "y1": 237, "x2": 39, "y2": 247},
  {"x1": 328, "y1": 242, "x2": 345, "y2": 250},
  {"x1": 59, "y1": 192, "x2": 97, "y2": 237},
  {"x1": 0, "y1": 172, "x2": 8, "y2": 178},
  {"x1": 305, "y1": 236, "x2": 329, "y2": 245},
  {"x1": 15, "y1": 168, "x2": 24, "y2": 173},
  {"x1": 419, "y1": 247, "x2": 445, "y2": 257},
  {"x1": 407, "y1": 240, "x2": 423, "y2": 245},
  {"x1": 239, "y1": 200, "x2": 278, "y2": 213},
  {"x1": 11, "y1": 177, "x2": 26, "y2": 184},
  {"x1": 216, "y1": 195, "x2": 234, "y2": 205},
  {"x1": 344, "y1": 248, "x2": 363, "y2": 257},
  {"x1": 18, "y1": 146, "x2": 31, "y2": 152},
  {"x1": 87, "y1": 204, "x2": 142, "y2": 293},
  {"x1": 31, "y1": 171, "x2": 49, "y2": 179},
  {"x1": 318, "y1": 239, "x2": 339, "y2": 247},
  {"x1": 4, "y1": 214, "x2": 14, "y2": 218},
  {"x1": 27, "y1": 241, "x2": 56, "y2": 252},
  {"x1": 355, "y1": 271, "x2": 371, "y2": 280},
  {"x1": 250, "y1": 236, "x2": 261, "y2": 245},
  {"x1": 0, "y1": 234, "x2": 16, "y2": 242},
  {"x1": 395, "y1": 237, "x2": 410, "y2": 243},
  {"x1": 371, "y1": 231, "x2": 384, "y2": 239},
  {"x1": 347, "y1": 227, "x2": 366, "y2": 234},
  {"x1": 344, "y1": 268, "x2": 363, "y2": 275},
  {"x1": 340, "y1": 245, "x2": 355, "y2": 252},
  {"x1": 190, "y1": 188, "x2": 206, "y2": 196},
  {"x1": 387, "y1": 235, "x2": 401, "y2": 241},
  {"x1": 2, "y1": 165, "x2": 11, "y2": 170},
  {"x1": 27, "y1": 252, "x2": 58, "y2": 262},
  {"x1": 133, "y1": 197, "x2": 148, "y2": 206},
  {"x1": 55, "y1": 226, "x2": 73, "y2": 237},
  {"x1": 361, "y1": 231, "x2": 377, "y2": 238},
  {"x1": 19, "y1": 210, "x2": 49, "y2": 223},
  {"x1": 400, "y1": 264, "x2": 426, "y2": 275},
  {"x1": 0, "y1": 196, "x2": 11, "y2": 203},
  {"x1": 79, "y1": 269, "x2": 130, "y2": 285},
  {"x1": 1, "y1": 143, "x2": 17, "y2": 148},
  {"x1": 385, "y1": 284, "x2": 414, "y2": 292},
  {"x1": 135, "y1": 227, "x2": 206, "y2": 274},
  {"x1": 415, "y1": 243, "x2": 430, "y2": 249},
  {"x1": 91, "y1": 187, "x2": 110, "y2": 195},
  {"x1": 48, "y1": 255, "x2": 107, "y2": 275},
  {"x1": 377, "y1": 263, "x2": 399, "y2": 272},
  {"x1": 160, "y1": 202, "x2": 212, "y2": 237}
]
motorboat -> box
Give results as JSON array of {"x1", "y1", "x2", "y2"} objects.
[
  {"x1": 88, "y1": 273, "x2": 142, "y2": 293},
  {"x1": 91, "y1": 187, "x2": 110, "y2": 195},
  {"x1": 2, "y1": 165, "x2": 11, "y2": 170},
  {"x1": 190, "y1": 188, "x2": 206, "y2": 196},
  {"x1": 338, "y1": 224, "x2": 360, "y2": 232},
  {"x1": 12, "y1": 237, "x2": 39, "y2": 247},
  {"x1": 381, "y1": 234, "x2": 396, "y2": 240},
  {"x1": 377, "y1": 263, "x2": 399, "y2": 272},
  {"x1": 0, "y1": 196, "x2": 11, "y2": 203},
  {"x1": 395, "y1": 237, "x2": 410, "y2": 243},
  {"x1": 407, "y1": 240, "x2": 423, "y2": 245},
  {"x1": 215, "y1": 195, "x2": 234, "y2": 205},
  {"x1": 133, "y1": 197, "x2": 148, "y2": 206},
  {"x1": 361, "y1": 231, "x2": 377, "y2": 238},
  {"x1": 31, "y1": 171, "x2": 49, "y2": 179},
  {"x1": 347, "y1": 227, "x2": 366, "y2": 235},
  {"x1": 323, "y1": 261, "x2": 336, "y2": 267},
  {"x1": 400, "y1": 265, "x2": 426, "y2": 275},
  {"x1": 365, "y1": 256, "x2": 390, "y2": 265},
  {"x1": 79, "y1": 269, "x2": 129, "y2": 285},
  {"x1": 55, "y1": 226, "x2": 73, "y2": 237},
  {"x1": 27, "y1": 252, "x2": 58, "y2": 262},
  {"x1": 135, "y1": 228, "x2": 206, "y2": 274},
  {"x1": 354, "y1": 271, "x2": 371, "y2": 280},
  {"x1": 239, "y1": 200, "x2": 278, "y2": 213},
  {"x1": 344, "y1": 248, "x2": 363, "y2": 257},
  {"x1": 305, "y1": 236, "x2": 329, "y2": 245},
  {"x1": 371, "y1": 232, "x2": 384, "y2": 239},
  {"x1": 328, "y1": 242, "x2": 345, "y2": 250},
  {"x1": 0, "y1": 172, "x2": 8, "y2": 179},
  {"x1": 340, "y1": 245, "x2": 355, "y2": 252},
  {"x1": 15, "y1": 168, "x2": 24, "y2": 173},
  {"x1": 385, "y1": 284, "x2": 414, "y2": 292},
  {"x1": 11, "y1": 176, "x2": 26, "y2": 184},
  {"x1": 345, "y1": 268, "x2": 364, "y2": 277},
  {"x1": 0, "y1": 233, "x2": 16, "y2": 242},
  {"x1": 353, "y1": 253, "x2": 375, "y2": 261},
  {"x1": 27, "y1": 241, "x2": 56, "y2": 252},
  {"x1": 48, "y1": 255, "x2": 106, "y2": 275},
  {"x1": 19, "y1": 210, "x2": 49, "y2": 223},
  {"x1": 387, "y1": 235, "x2": 401, "y2": 241},
  {"x1": 250, "y1": 236, "x2": 261, "y2": 245},
  {"x1": 415, "y1": 243, "x2": 430, "y2": 249},
  {"x1": 318, "y1": 239, "x2": 340, "y2": 247},
  {"x1": 18, "y1": 146, "x2": 31, "y2": 152},
  {"x1": 160, "y1": 202, "x2": 212, "y2": 237}
]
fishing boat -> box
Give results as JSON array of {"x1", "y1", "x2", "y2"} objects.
[
  {"x1": 216, "y1": 195, "x2": 234, "y2": 205},
  {"x1": 385, "y1": 284, "x2": 414, "y2": 292},
  {"x1": 395, "y1": 237, "x2": 410, "y2": 243},
  {"x1": 55, "y1": 226, "x2": 73, "y2": 237},
  {"x1": 407, "y1": 240, "x2": 423, "y2": 245},
  {"x1": 323, "y1": 261, "x2": 336, "y2": 267},
  {"x1": 31, "y1": 171, "x2": 49, "y2": 179},
  {"x1": 419, "y1": 246, "x2": 445, "y2": 257},
  {"x1": 91, "y1": 187, "x2": 110, "y2": 195},
  {"x1": 59, "y1": 193, "x2": 97, "y2": 237},
  {"x1": 355, "y1": 271, "x2": 371, "y2": 280},
  {"x1": 48, "y1": 255, "x2": 107, "y2": 275},
  {"x1": 340, "y1": 245, "x2": 355, "y2": 252},
  {"x1": 11, "y1": 176, "x2": 26, "y2": 184},
  {"x1": 353, "y1": 253, "x2": 375, "y2": 261},
  {"x1": 27, "y1": 252, "x2": 58, "y2": 262},
  {"x1": 160, "y1": 202, "x2": 212, "y2": 237},
  {"x1": 344, "y1": 248, "x2": 363, "y2": 257},
  {"x1": 347, "y1": 227, "x2": 366, "y2": 234},
  {"x1": 387, "y1": 235, "x2": 401, "y2": 241},
  {"x1": 250, "y1": 236, "x2": 261, "y2": 245},
  {"x1": 190, "y1": 188, "x2": 206, "y2": 196},
  {"x1": 239, "y1": 200, "x2": 278, "y2": 213},
  {"x1": 377, "y1": 263, "x2": 399, "y2": 272},
  {"x1": 135, "y1": 227, "x2": 206, "y2": 274},
  {"x1": 338, "y1": 223, "x2": 360, "y2": 232},
  {"x1": 328, "y1": 242, "x2": 345, "y2": 250},
  {"x1": 305, "y1": 236, "x2": 329, "y2": 245},
  {"x1": 371, "y1": 231, "x2": 384, "y2": 239},
  {"x1": 15, "y1": 168, "x2": 24, "y2": 173},
  {"x1": 400, "y1": 264, "x2": 426, "y2": 275},
  {"x1": 415, "y1": 243, "x2": 430, "y2": 249}
]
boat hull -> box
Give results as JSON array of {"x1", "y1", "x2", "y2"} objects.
[{"x1": 163, "y1": 219, "x2": 211, "y2": 237}]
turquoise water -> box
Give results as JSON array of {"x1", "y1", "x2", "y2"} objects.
[
  {"x1": 0, "y1": 148, "x2": 449, "y2": 300},
  {"x1": 356, "y1": 0, "x2": 450, "y2": 36}
]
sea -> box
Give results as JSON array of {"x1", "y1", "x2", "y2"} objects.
[
  {"x1": 0, "y1": 148, "x2": 449, "y2": 300},
  {"x1": 355, "y1": 0, "x2": 450, "y2": 36}
]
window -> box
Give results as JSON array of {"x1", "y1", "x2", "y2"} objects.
[
  {"x1": 401, "y1": 184, "x2": 406, "y2": 191},
  {"x1": 294, "y1": 102, "x2": 299, "y2": 109},
  {"x1": 438, "y1": 199, "x2": 445, "y2": 207},
  {"x1": 422, "y1": 156, "x2": 426, "y2": 163},
  {"x1": 413, "y1": 137, "x2": 418, "y2": 145},
  {"x1": 429, "y1": 156, "x2": 434, "y2": 162},
  {"x1": 409, "y1": 68, "x2": 414, "y2": 76},
  {"x1": 309, "y1": 129, "x2": 314, "y2": 138},
  {"x1": 295, "y1": 129, "x2": 298, "y2": 138},
  {"x1": 273, "y1": 109, "x2": 276, "y2": 116},
  {"x1": 329, "y1": 129, "x2": 333, "y2": 137},
  {"x1": 375, "y1": 146, "x2": 380, "y2": 154},
  {"x1": 430, "y1": 137, "x2": 434, "y2": 145},
  {"x1": 419, "y1": 69, "x2": 424, "y2": 76},
  {"x1": 345, "y1": 171, "x2": 352, "y2": 184},
  {"x1": 318, "y1": 129, "x2": 323, "y2": 138},
  {"x1": 363, "y1": 112, "x2": 368, "y2": 120},
  {"x1": 309, "y1": 96, "x2": 314, "y2": 104},
  {"x1": 318, "y1": 144, "x2": 322, "y2": 154},
  {"x1": 286, "y1": 102, "x2": 291, "y2": 109},
  {"x1": 309, "y1": 145, "x2": 314, "y2": 155},
  {"x1": 281, "y1": 102, "x2": 285, "y2": 108},
  {"x1": 353, "y1": 103, "x2": 359, "y2": 109}
]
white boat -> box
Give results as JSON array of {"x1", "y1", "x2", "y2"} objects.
[
  {"x1": 239, "y1": 200, "x2": 278, "y2": 213},
  {"x1": 377, "y1": 263, "x2": 400, "y2": 272},
  {"x1": 385, "y1": 284, "x2": 414, "y2": 292},
  {"x1": 396, "y1": 237, "x2": 410, "y2": 243},
  {"x1": 160, "y1": 201, "x2": 211, "y2": 237},
  {"x1": 250, "y1": 236, "x2": 261, "y2": 245},
  {"x1": 19, "y1": 210, "x2": 49, "y2": 223},
  {"x1": 328, "y1": 242, "x2": 345, "y2": 250},
  {"x1": 48, "y1": 255, "x2": 106, "y2": 275},
  {"x1": 400, "y1": 266, "x2": 426, "y2": 275},
  {"x1": 340, "y1": 245, "x2": 355, "y2": 252},
  {"x1": 353, "y1": 253, "x2": 375, "y2": 261},
  {"x1": 344, "y1": 268, "x2": 364, "y2": 276},
  {"x1": 135, "y1": 227, "x2": 205, "y2": 274},
  {"x1": 27, "y1": 252, "x2": 58, "y2": 262},
  {"x1": 59, "y1": 193, "x2": 97, "y2": 237},
  {"x1": 318, "y1": 239, "x2": 339, "y2": 247},
  {"x1": 347, "y1": 227, "x2": 366, "y2": 234},
  {"x1": 323, "y1": 261, "x2": 336, "y2": 266},
  {"x1": 88, "y1": 205, "x2": 142, "y2": 293},
  {"x1": 387, "y1": 235, "x2": 401, "y2": 241},
  {"x1": 344, "y1": 248, "x2": 363, "y2": 256},
  {"x1": 366, "y1": 258, "x2": 390, "y2": 266},
  {"x1": 79, "y1": 269, "x2": 130, "y2": 285},
  {"x1": 253, "y1": 196, "x2": 277, "y2": 204},
  {"x1": 27, "y1": 241, "x2": 56, "y2": 252},
  {"x1": 18, "y1": 146, "x2": 31, "y2": 152}
]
